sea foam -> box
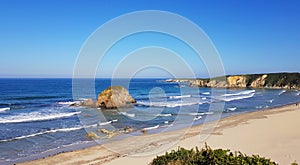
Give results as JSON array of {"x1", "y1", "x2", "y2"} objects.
[
  {"x1": 0, "y1": 111, "x2": 80, "y2": 124},
  {"x1": 0, "y1": 107, "x2": 10, "y2": 112},
  {"x1": 169, "y1": 95, "x2": 191, "y2": 99},
  {"x1": 0, "y1": 126, "x2": 83, "y2": 142}
]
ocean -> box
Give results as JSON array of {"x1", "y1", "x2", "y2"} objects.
[{"x1": 0, "y1": 78, "x2": 300, "y2": 164}]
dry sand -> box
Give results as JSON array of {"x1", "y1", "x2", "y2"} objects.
[{"x1": 19, "y1": 103, "x2": 300, "y2": 165}]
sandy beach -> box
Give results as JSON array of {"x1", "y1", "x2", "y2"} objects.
[{"x1": 19, "y1": 103, "x2": 300, "y2": 165}]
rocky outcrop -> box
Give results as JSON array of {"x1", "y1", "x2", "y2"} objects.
[
  {"x1": 86, "y1": 132, "x2": 100, "y2": 139},
  {"x1": 96, "y1": 86, "x2": 136, "y2": 109},
  {"x1": 81, "y1": 98, "x2": 96, "y2": 107},
  {"x1": 166, "y1": 73, "x2": 300, "y2": 90},
  {"x1": 250, "y1": 74, "x2": 268, "y2": 88},
  {"x1": 227, "y1": 76, "x2": 247, "y2": 88}
]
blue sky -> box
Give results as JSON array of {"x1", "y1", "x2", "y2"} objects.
[{"x1": 0, "y1": 0, "x2": 299, "y2": 78}]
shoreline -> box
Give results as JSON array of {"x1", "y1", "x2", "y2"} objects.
[{"x1": 17, "y1": 102, "x2": 300, "y2": 165}]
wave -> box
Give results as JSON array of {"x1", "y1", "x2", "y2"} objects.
[
  {"x1": 222, "y1": 90, "x2": 255, "y2": 97},
  {"x1": 201, "y1": 92, "x2": 210, "y2": 95},
  {"x1": 0, "y1": 107, "x2": 10, "y2": 112},
  {"x1": 204, "y1": 112, "x2": 214, "y2": 115},
  {"x1": 187, "y1": 112, "x2": 205, "y2": 116},
  {"x1": 201, "y1": 97, "x2": 207, "y2": 100},
  {"x1": 98, "y1": 121, "x2": 112, "y2": 126},
  {"x1": 119, "y1": 112, "x2": 135, "y2": 118},
  {"x1": 161, "y1": 124, "x2": 173, "y2": 128},
  {"x1": 269, "y1": 99, "x2": 274, "y2": 103},
  {"x1": 278, "y1": 90, "x2": 286, "y2": 95},
  {"x1": 193, "y1": 116, "x2": 202, "y2": 121},
  {"x1": 219, "y1": 93, "x2": 255, "y2": 102},
  {"x1": 155, "y1": 114, "x2": 172, "y2": 117},
  {"x1": 0, "y1": 126, "x2": 83, "y2": 142},
  {"x1": 169, "y1": 95, "x2": 191, "y2": 99},
  {"x1": 142, "y1": 125, "x2": 159, "y2": 131},
  {"x1": 57, "y1": 101, "x2": 77, "y2": 105},
  {"x1": 137, "y1": 100, "x2": 204, "y2": 108},
  {"x1": 227, "y1": 107, "x2": 237, "y2": 111},
  {"x1": 0, "y1": 111, "x2": 81, "y2": 124}
]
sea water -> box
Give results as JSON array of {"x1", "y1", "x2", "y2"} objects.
[{"x1": 0, "y1": 78, "x2": 300, "y2": 164}]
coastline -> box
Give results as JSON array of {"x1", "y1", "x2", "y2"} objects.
[{"x1": 18, "y1": 102, "x2": 300, "y2": 165}]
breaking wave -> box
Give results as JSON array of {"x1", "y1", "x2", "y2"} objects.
[
  {"x1": 218, "y1": 92, "x2": 255, "y2": 102},
  {"x1": 278, "y1": 90, "x2": 286, "y2": 95},
  {"x1": 0, "y1": 126, "x2": 83, "y2": 142},
  {"x1": 119, "y1": 112, "x2": 135, "y2": 118},
  {"x1": 155, "y1": 113, "x2": 172, "y2": 117},
  {"x1": 142, "y1": 125, "x2": 159, "y2": 131},
  {"x1": 222, "y1": 90, "x2": 255, "y2": 97},
  {"x1": 169, "y1": 95, "x2": 191, "y2": 99},
  {"x1": 137, "y1": 100, "x2": 204, "y2": 108},
  {"x1": 193, "y1": 116, "x2": 202, "y2": 120},
  {"x1": 0, "y1": 107, "x2": 10, "y2": 112},
  {"x1": 0, "y1": 111, "x2": 81, "y2": 124},
  {"x1": 227, "y1": 107, "x2": 237, "y2": 111}
]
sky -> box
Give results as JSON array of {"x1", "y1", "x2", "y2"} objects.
[{"x1": 0, "y1": 0, "x2": 299, "y2": 78}]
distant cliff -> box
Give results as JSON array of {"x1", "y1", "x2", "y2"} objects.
[{"x1": 166, "y1": 73, "x2": 300, "y2": 89}]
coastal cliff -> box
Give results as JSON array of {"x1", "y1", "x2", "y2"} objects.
[{"x1": 167, "y1": 73, "x2": 300, "y2": 89}]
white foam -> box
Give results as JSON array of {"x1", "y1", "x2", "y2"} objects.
[
  {"x1": 137, "y1": 100, "x2": 204, "y2": 108},
  {"x1": 0, "y1": 107, "x2": 10, "y2": 112},
  {"x1": 278, "y1": 90, "x2": 286, "y2": 95},
  {"x1": 0, "y1": 126, "x2": 83, "y2": 142},
  {"x1": 201, "y1": 97, "x2": 207, "y2": 100},
  {"x1": 119, "y1": 112, "x2": 135, "y2": 118},
  {"x1": 220, "y1": 93, "x2": 255, "y2": 102},
  {"x1": 222, "y1": 90, "x2": 255, "y2": 97},
  {"x1": 0, "y1": 111, "x2": 81, "y2": 124},
  {"x1": 201, "y1": 92, "x2": 210, "y2": 95},
  {"x1": 57, "y1": 101, "x2": 77, "y2": 105},
  {"x1": 169, "y1": 95, "x2": 191, "y2": 99},
  {"x1": 227, "y1": 107, "x2": 237, "y2": 111},
  {"x1": 193, "y1": 116, "x2": 202, "y2": 120},
  {"x1": 164, "y1": 121, "x2": 169, "y2": 124},
  {"x1": 78, "y1": 98, "x2": 88, "y2": 101},
  {"x1": 112, "y1": 119, "x2": 118, "y2": 122},
  {"x1": 188, "y1": 112, "x2": 205, "y2": 116},
  {"x1": 269, "y1": 99, "x2": 274, "y2": 103},
  {"x1": 204, "y1": 112, "x2": 214, "y2": 115},
  {"x1": 98, "y1": 121, "x2": 112, "y2": 126},
  {"x1": 155, "y1": 114, "x2": 172, "y2": 117},
  {"x1": 161, "y1": 124, "x2": 173, "y2": 127},
  {"x1": 142, "y1": 125, "x2": 159, "y2": 131}
]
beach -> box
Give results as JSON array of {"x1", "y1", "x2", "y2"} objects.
[{"x1": 19, "y1": 103, "x2": 300, "y2": 165}]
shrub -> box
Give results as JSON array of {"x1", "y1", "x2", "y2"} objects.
[{"x1": 150, "y1": 144, "x2": 277, "y2": 165}]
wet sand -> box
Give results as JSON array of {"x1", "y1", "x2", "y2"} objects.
[{"x1": 19, "y1": 103, "x2": 300, "y2": 165}]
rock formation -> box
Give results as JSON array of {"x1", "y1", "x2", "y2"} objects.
[
  {"x1": 86, "y1": 132, "x2": 100, "y2": 139},
  {"x1": 96, "y1": 86, "x2": 136, "y2": 109},
  {"x1": 166, "y1": 73, "x2": 300, "y2": 89}
]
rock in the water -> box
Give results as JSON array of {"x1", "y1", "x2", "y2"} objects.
[
  {"x1": 82, "y1": 98, "x2": 96, "y2": 106},
  {"x1": 86, "y1": 132, "x2": 100, "y2": 139},
  {"x1": 123, "y1": 126, "x2": 134, "y2": 133},
  {"x1": 98, "y1": 129, "x2": 118, "y2": 138},
  {"x1": 96, "y1": 86, "x2": 136, "y2": 109}
]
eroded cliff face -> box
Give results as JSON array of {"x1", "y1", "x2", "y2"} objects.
[{"x1": 168, "y1": 73, "x2": 300, "y2": 89}]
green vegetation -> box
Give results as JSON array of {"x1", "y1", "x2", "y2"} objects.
[
  {"x1": 264, "y1": 73, "x2": 300, "y2": 88},
  {"x1": 150, "y1": 145, "x2": 278, "y2": 165}
]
